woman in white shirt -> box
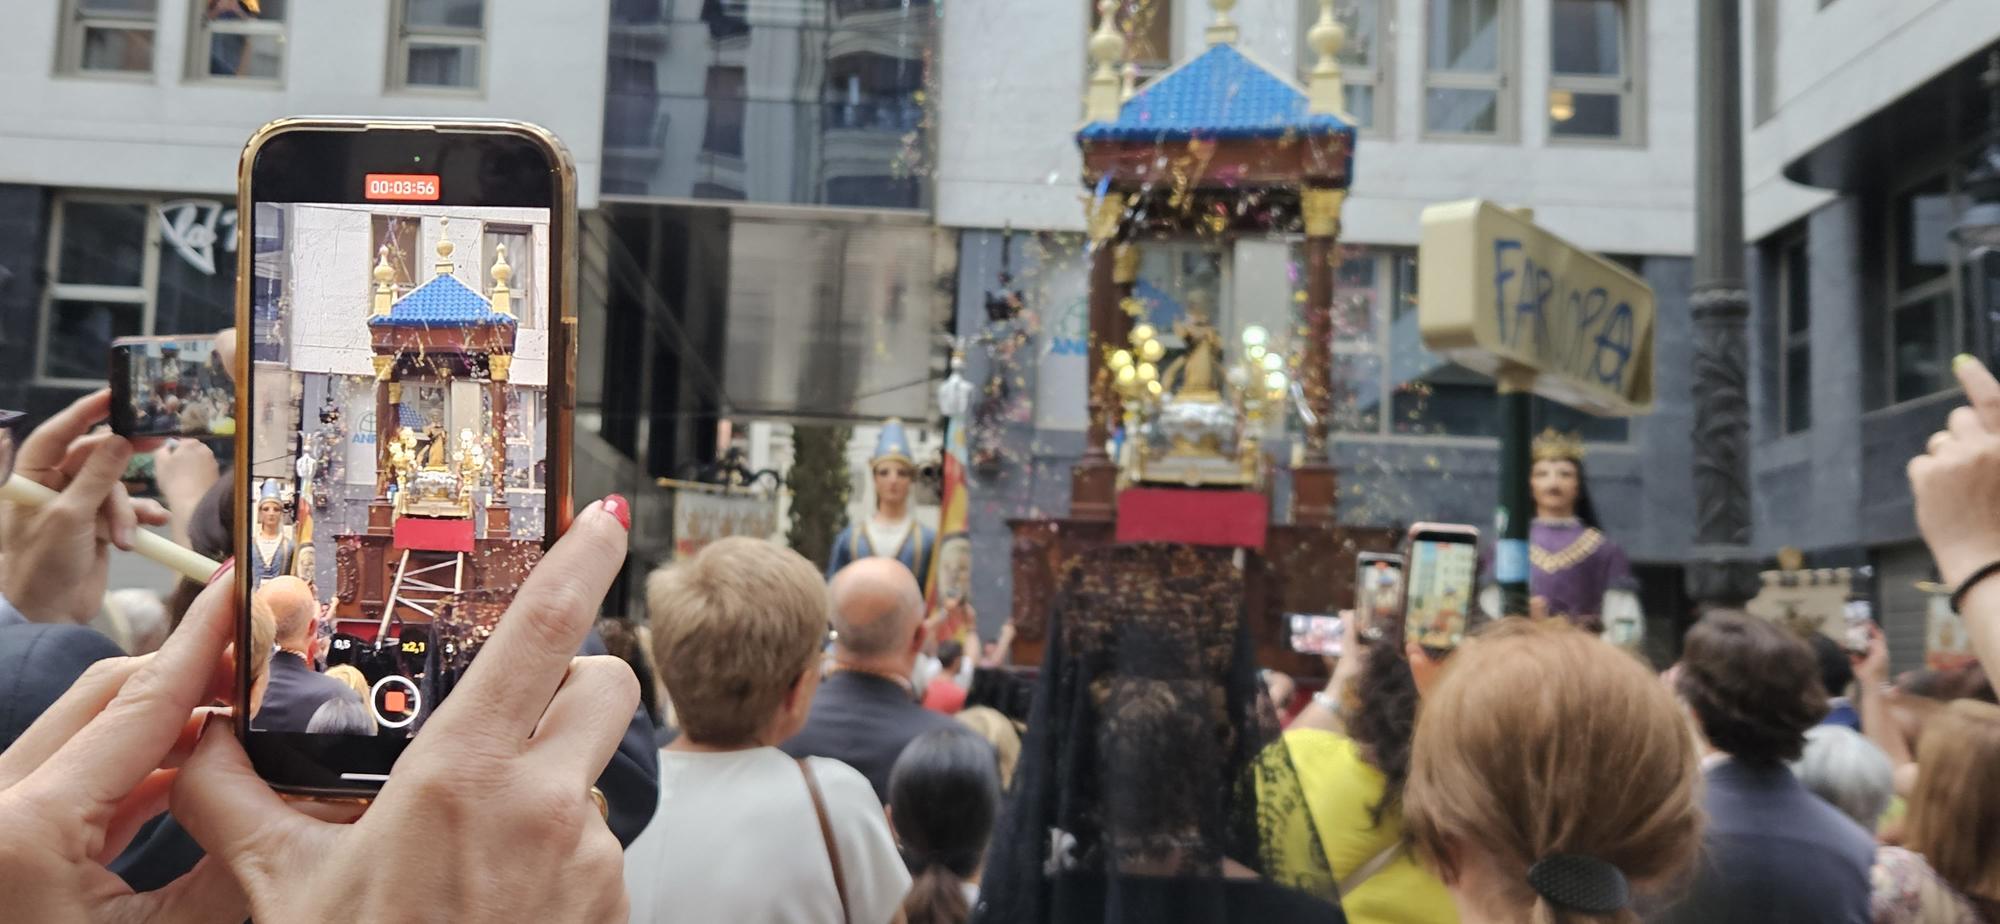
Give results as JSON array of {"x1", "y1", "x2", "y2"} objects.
[{"x1": 624, "y1": 537, "x2": 911, "y2": 924}]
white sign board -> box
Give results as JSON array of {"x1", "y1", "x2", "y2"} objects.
[{"x1": 1417, "y1": 200, "x2": 1655, "y2": 415}]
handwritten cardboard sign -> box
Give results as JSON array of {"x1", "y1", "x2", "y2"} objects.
[{"x1": 1416, "y1": 200, "x2": 1655, "y2": 416}]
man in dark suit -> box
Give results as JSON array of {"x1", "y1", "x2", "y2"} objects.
[
  {"x1": 1652, "y1": 611, "x2": 1874, "y2": 924},
  {"x1": 0, "y1": 621, "x2": 127, "y2": 751},
  {"x1": 249, "y1": 576, "x2": 363, "y2": 733},
  {"x1": 782, "y1": 556, "x2": 958, "y2": 801}
]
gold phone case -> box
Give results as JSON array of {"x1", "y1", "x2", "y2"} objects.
[{"x1": 231, "y1": 117, "x2": 579, "y2": 801}]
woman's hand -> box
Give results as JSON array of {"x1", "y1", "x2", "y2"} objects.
[
  {"x1": 173, "y1": 498, "x2": 639, "y2": 924},
  {"x1": 1, "y1": 390, "x2": 168, "y2": 623},
  {"x1": 1908, "y1": 355, "x2": 2000, "y2": 677},
  {"x1": 0, "y1": 568, "x2": 244, "y2": 923}
]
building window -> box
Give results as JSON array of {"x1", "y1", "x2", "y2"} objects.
[
  {"x1": 190, "y1": 0, "x2": 286, "y2": 81},
  {"x1": 60, "y1": 0, "x2": 158, "y2": 75},
  {"x1": 1548, "y1": 0, "x2": 1639, "y2": 143},
  {"x1": 37, "y1": 197, "x2": 159, "y2": 384},
  {"x1": 1776, "y1": 232, "x2": 1810, "y2": 434},
  {"x1": 1318, "y1": 244, "x2": 1625, "y2": 441},
  {"x1": 1425, "y1": 0, "x2": 1514, "y2": 138},
  {"x1": 1888, "y1": 174, "x2": 1958, "y2": 405},
  {"x1": 481, "y1": 224, "x2": 536, "y2": 327},
  {"x1": 392, "y1": 0, "x2": 484, "y2": 91},
  {"x1": 702, "y1": 66, "x2": 747, "y2": 158},
  {"x1": 1093, "y1": 0, "x2": 1173, "y2": 78},
  {"x1": 371, "y1": 215, "x2": 421, "y2": 291},
  {"x1": 1299, "y1": 0, "x2": 1390, "y2": 133}
]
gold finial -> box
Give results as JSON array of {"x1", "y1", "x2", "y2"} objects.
[
  {"x1": 1307, "y1": 0, "x2": 1348, "y2": 116},
  {"x1": 433, "y1": 217, "x2": 455, "y2": 276},
  {"x1": 1085, "y1": 0, "x2": 1127, "y2": 122},
  {"x1": 489, "y1": 242, "x2": 514, "y2": 317},
  {"x1": 371, "y1": 244, "x2": 395, "y2": 316},
  {"x1": 1205, "y1": 0, "x2": 1238, "y2": 46},
  {"x1": 1531, "y1": 428, "x2": 1587, "y2": 464},
  {"x1": 1776, "y1": 547, "x2": 1805, "y2": 572}
]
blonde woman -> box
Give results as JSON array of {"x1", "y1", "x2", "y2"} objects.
[
  {"x1": 1871, "y1": 700, "x2": 2000, "y2": 922},
  {"x1": 325, "y1": 664, "x2": 369, "y2": 701},
  {"x1": 1403, "y1": 619, "x2": 1703, "y2": 923},
  {"x1": 624, "y1": 537, "x2": 910, "y2": 924}
]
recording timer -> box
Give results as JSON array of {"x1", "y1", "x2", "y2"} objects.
[{"x1": 364, "y1": 173, "x2": 441, "y2": 202}]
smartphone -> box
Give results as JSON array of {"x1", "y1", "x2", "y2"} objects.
[
  {"x1": 109, "y1": 335, "x2": 235, "y2": 438},
  {"x1": 234, "y1": 119, "x2": 576, "y2": 797},
  {"x1": 1403, "y1": 523, "x2": 1481, "y2": 651},
  {"x1": 1288, "y1": 613, "x2": 1345, "y2": 656},
  {"x1": 1844, "y1": 601, "x2": 1874, "y2": 656},
  {"x1": 1354, "y1": 552, "x2": 1404, "y2": 640}
]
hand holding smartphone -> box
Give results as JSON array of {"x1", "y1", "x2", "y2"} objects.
[
  {"x1": 1403, "y1": 523, "x2": 1481, "y2": 651},
  {"x1": 234, "y1": 118, "x2": 575, "y2": 797}
]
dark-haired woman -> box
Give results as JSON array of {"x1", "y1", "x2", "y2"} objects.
[
  {"x1": 1260, "y1": 616, "x2": 1456, "y2": 924},
  {"x1": 891, "y1": 727, "x2": 1001, "y2": 924}
]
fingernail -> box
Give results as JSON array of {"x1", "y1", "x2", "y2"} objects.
[
  {"x1": 207, "y1": 557, "x2": 234, "y2": 585},
  {"x1": 601, "y1": 495, "x2": 631, "y2": 531},
  {"x1": 117, "y1": 525, "x2": 135, "y2": 548},
  {"x1": 1955, "y1": 353, "x2": 1978, "y2": 373}
]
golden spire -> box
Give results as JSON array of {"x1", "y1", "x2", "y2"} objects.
[
  {"x1": 1307, "y1": 0, "x2": 1349, "y2": 117},
  {"x1": 433, "y1": 217, "x2": 455, "y2": 276},
  {"x1": 1085, "y1": 0, "x2": 1127, "y2": 123},
  {"x1": 489, "y1": 242, "x2": 514, "y2": 317},
  {"x1": 372, "y1": 244, "x2": 395, "y2": 316},
  {"x1": 1205, "y1": 0, "x2": 1238, "y2": 46}
]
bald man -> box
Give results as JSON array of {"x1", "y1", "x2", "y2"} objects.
[
  {"x1": 250, "y1": 576, "x2": 364, "y2": 733},
  {"x1": 780, "y1": 558, "x2": 959, "y2": 801}
]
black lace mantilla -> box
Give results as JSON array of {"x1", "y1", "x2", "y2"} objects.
[{"x1": 974, "y1": 544, "x2": 1337, "y2": 923}]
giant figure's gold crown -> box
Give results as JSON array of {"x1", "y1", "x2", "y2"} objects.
[{"x1": 1531, "y1": 428, "x2": 1586, "y2": 463}]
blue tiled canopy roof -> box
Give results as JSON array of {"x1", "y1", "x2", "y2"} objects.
[
  {"x1": 369, "y1": 272, "x2": 516, "y2": 328},
  {"x1": 1078, "y1": 43, "x2": 1355, "y2": 143}
]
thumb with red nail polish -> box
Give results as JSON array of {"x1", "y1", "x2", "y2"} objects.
[{"x1": 600, "y1": 494, "x2": 632, "y2": 532}]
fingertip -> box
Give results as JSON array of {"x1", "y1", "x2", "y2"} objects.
[{"x1": 1955, "y1": 353, "x2": 1978, "y2": 374}]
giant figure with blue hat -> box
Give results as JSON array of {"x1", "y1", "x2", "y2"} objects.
[
  {"x1": 250, "y1": 478, "x2": 296, "y2": 588},
  {"x1": 826, "y1": 419, "x2": 935, "y2": 586}
]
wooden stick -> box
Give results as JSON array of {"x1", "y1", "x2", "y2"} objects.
[{"x1": 1, "y1": 473, "x2": 221, "y2": 582}]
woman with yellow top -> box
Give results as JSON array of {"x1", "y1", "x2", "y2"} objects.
[{"x1": 1257, "y1": 614, "x2": 1458, "y2": 924}]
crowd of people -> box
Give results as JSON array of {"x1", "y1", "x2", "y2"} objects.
[{"x1": 2, "y1": 352, "x2": 2000, "y2": 924}]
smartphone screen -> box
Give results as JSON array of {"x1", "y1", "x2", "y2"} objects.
[
  {"x1": 1354, "y1": 553, "x2": 1403, "y2": 639},
  {"x1": 238, "y1": 122, "x2": 571, "y2": 793},
  {"x1": 109, "y1": 336, "x2": 234, "y2": 438},
  {"x1": 1404, "y1": 528, "x2": 1480, "y2": 650},
  {"x1": 1288, "y1": 614, "x2": 1344, "y2": 656}
]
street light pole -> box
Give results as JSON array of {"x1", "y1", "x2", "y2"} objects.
[{"x1": 1687, "y1": 0, "x2": 1760, "y2": 612}]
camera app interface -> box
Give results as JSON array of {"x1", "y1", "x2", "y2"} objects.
[
  {"x1": 1406, "y1": 540, "x2": 1477, "y2": 650},
  {"x1": 246, "y1": 191, "x2": 550, "y2": 739}
]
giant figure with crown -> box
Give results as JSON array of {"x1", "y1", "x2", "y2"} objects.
[
  {"x1": 827, "y1": 420, "x2": 936, "y2": 586},
  {"x1": 1486, "y1": 429, "x2": 1644, "y2": 646}
]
